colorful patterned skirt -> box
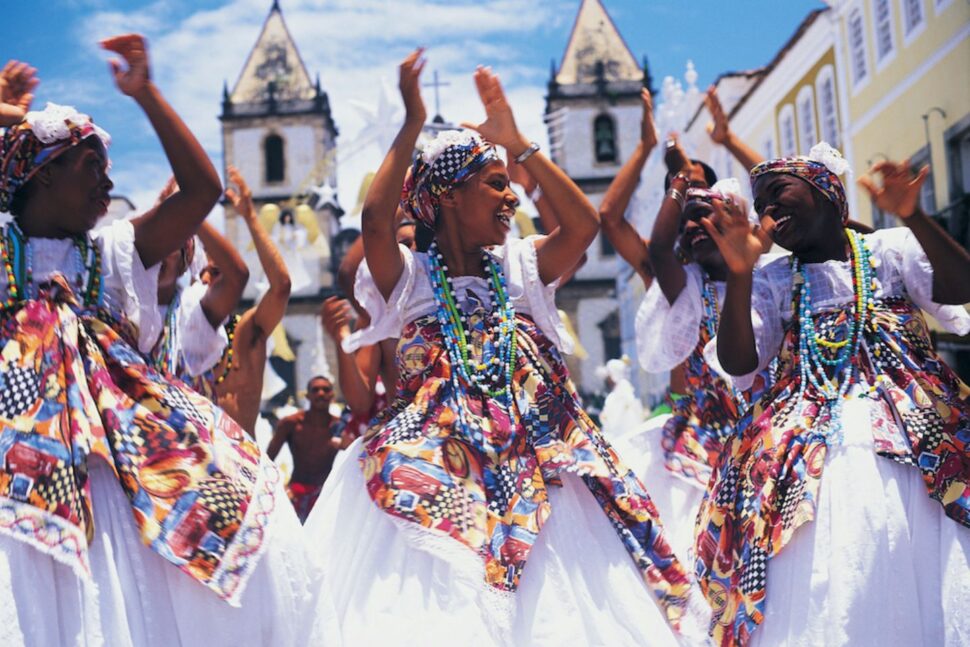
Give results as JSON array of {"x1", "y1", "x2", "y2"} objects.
[
  {"x1": 0, "y1": 288, "x2": 324, "y2": 646},
  {"x1": 305, "y1": 312, "x2": 711, "y2": 645},
  {"x1": 694, "y1": 298, "x2": 970, "y2": 646}
]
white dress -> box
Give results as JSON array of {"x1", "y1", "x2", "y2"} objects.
[
  {"x1": 0, "y1": 221, "x2": 331, "y2": 647},
  {"x1": 307, "y1": 236, "x2": 710, "y2": 647},
  {"x1": 704, "y1": 227, "x2": 970, "y2": 646}
]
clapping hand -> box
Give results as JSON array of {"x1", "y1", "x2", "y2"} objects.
[
  {"x1": 640, "y1": 88, "x2": 658, "y2": 150},
  {"x1": 702, "y1": 195, "x2": 770, "y2": 275},
  {"x1": 704, "y1": 86, "x2": 731, "y2": 146},
  {"x1": 100, "y1": 34, "x2": 152, "y2": 98},
  {"x1": 0, "y1": 60, "x2": 38, "y2": 126},
  {"x1": 399, "y1": 48, "x2": 427, "y2": 126},
  {"x1": 321, "y1": 296, "x2": 353, "y2": 342},
  {"x1": 462, "y1": 66, "x2": 527, "y2": 154},
  {"x1": 857, "y1": 159, "x2": 929, "y2": 219},
  {"x1": 225, "y1": 166, "x2": 255, "y2": 220}
]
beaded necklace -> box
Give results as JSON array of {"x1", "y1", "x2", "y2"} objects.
[
  {"x1": 700, "y1": 273, "x2": 748, "y2": 407},
  {"x1": 1, "y1": 221, "x2": 103, "y2": 310},
  {"x1": 215, "y1": 313, "x2": 241, "y2": 385},
  {"x1": 426, "y1": 242, "x2": 517, "y2": 446},
  {"x1": 791, "y1": 228, "x2": 874, "y2": 442},
  {"x1": 154, "y1": 288, "x2": 183, "y2": 375}
]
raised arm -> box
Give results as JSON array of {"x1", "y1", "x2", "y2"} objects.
[
  {"x1": 599, "y1": 88, "x2": 657, "y2": 287},
  {"x1": 0, "y1": 60, "x2": 38, "y2": 127},
  {"x1": 363, "y1": 48, "x2": 426, "y2": 300},
  {"x1": 194, "y1": 221, "x2": 248, "y2": 327},
  {"x1": 859, "y1": 160, "x2": 970, "y2": 304},
  {"x1": 227, "y1": 166, "x2": 291, "y2": 336},
  {"x1": 647, "y1": 149, "x2": 691, "y2": 303},
  {"x1": 101, "y1": 34, "x2": 222, "y2": 268},
  {"x1": 321, "y1": 296, "x2": 381, "y2": 414},
  {"x1": 463, "y1": 67, "x2": 597, "y2": 285},
  {"x1": 705, "y1": 86, "x2": 763, "y2": 172},
  {"x1": 702, "y1": 197, "x2": 772, "y2": 375},
  {"x1": 266, "y1": 418, "x2": 291, "y2": 461}
]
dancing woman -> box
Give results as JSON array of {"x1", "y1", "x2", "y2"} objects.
[
  {"x1": 697, "y1": 144, "x2": 970, "y2": 646},
  {"x1": 307, "y1": 51, "x2": 705, "y2": 646},
  {"x1": 0, "y1": 36, "x2": 321, "y2": 646}
]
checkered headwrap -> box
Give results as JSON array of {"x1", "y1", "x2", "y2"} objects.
[
  {"x1": 401, "y1": 129, "x2": 500, "y2": 229},
  {"x1": 0, "y1": 102, "x2": 111, "y2": 213},
  {"x1": 750, "y1": 145, "x2": 849, "y2": 223}
]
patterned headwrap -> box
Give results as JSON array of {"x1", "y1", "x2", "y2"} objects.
[
  {"x1": 0, "y1": 102, "x2": 111, "y2": 213},
  {"x1": 401, "y1": 129, "x2": 500, "y2": 229},
  {"x1": 749, "y1": 142, "x2": 849, "y2": 223}
]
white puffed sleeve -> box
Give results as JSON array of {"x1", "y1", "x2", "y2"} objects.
[
  {"x1": 175, "y1": 280, "x2": 229, "y2": 378},
  {"x1": 704, "y1": 260, "x2": 787, "y2": 391},
  {"x1": 343, "y1": 244, "x2": 417, "y2": 353},
  {"x1": 875, "y1": 227, "x2": 970, "y2": 335},
  {"x1": 505, "y1": 236, "x2": 572, "y2": 354},
  {"x1": 635, "y1": 265, "x2": 705, "y2": 372},
  {"x1": 96, "y1": 219, "x2": 163, "y2": 354}
]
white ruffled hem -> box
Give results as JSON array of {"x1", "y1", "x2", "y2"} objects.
[
  {"x1": 0, "y1": 460, "x2": 329, "y2": 647},
  {"x1": 750, "y1": 392, "x2": 970, "y2": 646},
  {"x1": 306, "y1": 439, "x2": 701, "y2": 646}
]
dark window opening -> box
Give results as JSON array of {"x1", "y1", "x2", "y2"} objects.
[
  {"x1": 265, "y1": 134, "x2": 285, "y2": 183},
  {"x1": 594, "y1": 114, "x2": 617, "y2": 163}
]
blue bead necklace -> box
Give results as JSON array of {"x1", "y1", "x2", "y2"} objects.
[
  {"x1": 426, "y1": 242, "x2": 517, "y2": 446},
  {"x1": 701, "y1": 273, "x2": 748, "y2": 407},
  {"x1": 791, "y1": 228, "x2": 875, "y2": 442}
]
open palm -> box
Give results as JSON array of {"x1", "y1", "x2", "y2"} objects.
[
  {"x1": 100, "y1": 34, "x2": 151, "y2": 97},
  {"x1": 462, "y1": 66, "x2": 520, "y2": 151},
  {"x1": 858, "y1": 159, "x2": 928, "y2": 218}
]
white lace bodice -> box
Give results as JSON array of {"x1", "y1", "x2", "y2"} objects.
[{"x1": 344, "y1": 236, "x2": 571, "y2": 354}]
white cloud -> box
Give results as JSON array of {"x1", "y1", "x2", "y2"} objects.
[{"x1": 72, "y1": 0, "x2": 562, "y2": 221}]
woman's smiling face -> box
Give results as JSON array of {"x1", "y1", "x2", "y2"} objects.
[{"x1": 752, "y1": 173, "x2": 840, "y2": 253}]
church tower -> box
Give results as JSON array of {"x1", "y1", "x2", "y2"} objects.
[
  {"x1": 546, "y1": 0, "x2": 652, "y2": 394},
  {"x1": 220, "y1": 1, "x2": 340, "y2": 405}
]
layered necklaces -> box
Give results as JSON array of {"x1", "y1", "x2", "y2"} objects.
[
  {"x1": 427, "y1": 242, "x2": 517, "y2": 447},
  {"x1": 701, "y1": 274, "x2": 748, "y2": 407},
  {"x1": 1, "y1": 221, "x2": 103, "y2": 310},
  {"x1": 791, "y1": 228, "x2": 875, "y2": 441},
  {"x1": 154, "y1": 288, "x2": 183, "y2": 375}
]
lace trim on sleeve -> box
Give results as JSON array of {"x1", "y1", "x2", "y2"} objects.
[
  {"x1": 634, "y1": 265, "x2": 704, "y2": 373},
  {"x1": 878, "y1": 227, "x2": 970, "y2": 336},
  {"x1": 343, "y1": 245, "x2": 415, "y2": 353},
  {"x1": 509, "y1": 236, "x2": 572, "y2": 354},
  {"x1": 96, "y1": 219, "x2": 163, "y2": 354},
  {"x1": 175, "y1": 281, "x2": 229, "y2": 378}
]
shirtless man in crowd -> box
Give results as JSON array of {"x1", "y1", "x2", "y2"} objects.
[
  {"x1": 213, "y1": 166, "x2": 291, "y2": 436},
  {"x1": 268, "y1": 375, "x2": 340, "y2": 523}
]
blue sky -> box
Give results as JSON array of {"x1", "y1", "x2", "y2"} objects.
[{"x1": 1, "y1": 0, "x2": 825, "y2": 214}]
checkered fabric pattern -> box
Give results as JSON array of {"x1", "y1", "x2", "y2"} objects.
[{"x1": 0, "y1": 365, "x2": 41, "y2": 420}]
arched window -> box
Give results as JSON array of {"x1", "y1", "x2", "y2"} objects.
[
  {"x1": 815, "y1": 65, "x2": 841, "y2": 148},
  {"x1": 593, "y1": 114, "x2": 617, "y2": 163},
  {"x1": 778, "y1": 105, "x2": 797, "y2": 157},
  {"x1": 264, "y1": 133, "x2": 285, "y2": 183},
  {"x1": 796, "y1": 86, "x2": 817, "y2": 154}
]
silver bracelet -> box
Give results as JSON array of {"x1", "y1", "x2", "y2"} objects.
[
  {"x1": 514, "y1": 141, "x2": 541, "y2": 164},
  {"x1": 666, "y1": 187, "x2": 685, "y2": 209}
]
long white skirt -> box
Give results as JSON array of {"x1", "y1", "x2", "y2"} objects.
[
  {"x1": 0, "y1": 459, "x2": 331, "y2": 647},
  {"x1": 306, "y1": 438, "x2": 708, "y2": 647},
  {"x1": 751, "y1": 393, "x2": 970, "y2": 646},
  {"x1": 611, "y1": 414, "x2": 706, "y2": 566}
]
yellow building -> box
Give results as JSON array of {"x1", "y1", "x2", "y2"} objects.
[{"x1": 829, "y1": 0, "x2": 969, "y2": 232}]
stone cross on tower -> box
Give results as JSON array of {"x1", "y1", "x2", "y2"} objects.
[{"x1": 423, "y1": 70, "x2": 451, "y2": 122}]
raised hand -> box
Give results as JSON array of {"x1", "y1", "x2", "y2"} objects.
[
  {"x1": 702, "y1": 195, "x2": 769, "y2": 275},
  {"x1": 663, "y1": 132, "x2": 692, "y2": 176},
  {"x1": 399, "y1": 48, "x2": 427, "y2": 125},
  {"x1": 0, "y1": 60, "x2": 39, "y2": 126},
  {"x1": 321, "y1": 296, "x2": 353, "y2": 342},
  {"x1": 461, "y1": 66, "x2": 526, "y2": 154},
  {"x1": 857, "y1": 159, "x2": 929, "y2": 219},
  {"x1": 154, "y1": 176, "x2": 179, "y2": 205},
  {"x1": 639, "y1": 88, "x2": 658, "y2": 150},
  {"x1": 100, "y1": 34, "x2": 151, "y2": 98},
  {"x1": 704, "y1": 86, "x2": 731, "y2": 145},
  {"x1": 225, "y1": 165, "x2": 255, "y2": 219}
]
